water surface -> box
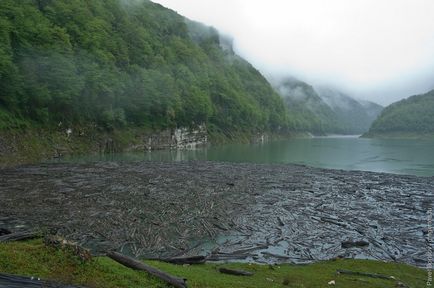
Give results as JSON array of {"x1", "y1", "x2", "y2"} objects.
[{"x1": 63, "y1": 136, "x2": 434, "y2": 176}]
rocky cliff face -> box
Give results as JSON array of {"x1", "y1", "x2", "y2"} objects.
[
  {"x1": 0, "y1": 124, "x2": 208, "y2": 167},
  {"x1": 142, "y1": 124, "x2": 208, "y2": 151}
]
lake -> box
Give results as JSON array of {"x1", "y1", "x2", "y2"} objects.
[{"x1": 63, "y1": 135, "x2": 434, "y2": 177}]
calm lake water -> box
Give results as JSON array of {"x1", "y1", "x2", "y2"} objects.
[{"x1": 63, "y1": 135, "x2": 434, "y2": 177}]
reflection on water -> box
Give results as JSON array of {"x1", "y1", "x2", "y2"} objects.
[{"x1": 61, "y1": 136, "x2": 434, "y2": 177}]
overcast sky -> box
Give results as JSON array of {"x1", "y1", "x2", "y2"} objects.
[{"x1": 152, "y1": 0, "x2": 434, "y2": 105}]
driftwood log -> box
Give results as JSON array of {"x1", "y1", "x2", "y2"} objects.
[
  {"x1": 218, "y1": 267, "x2": 254, "y2": 276},
  {"x1": 107, "y1": 251, "x2": 187, "y2": 288},
  {"x1": 0, "y1": 231, "x2": 37, "y2": 243},
  {"x1": 150, "y1": 255, "x2": 206, "y2": 265},
  {"x1": 336, "y1": 269, "x2": 394, "y2": 280},
  {"x1": 341, "y1": 240, "x2": 369, "y2": 248},
  {"x1": 0, "y1": 273, "x2": 85, "y2": 288},
  {"x1": 207, "y1": 254, "x2": 252, "y2": 261},
  {"x1": 0, "y1": 228, "x2": 11, "y2": 236}
]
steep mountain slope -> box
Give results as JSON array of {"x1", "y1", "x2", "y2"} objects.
[
  {"x1": 367, "y1": 89, "x2": 434, "y2": 136},
  {"x1": 274, "y1": 78, "x2": 382, "y2": 134},
  {"x1": 0, "y1": 0, "x2": 287, "y2": 136},
  {"x1": 274, "y1": 78, "x2": 338, "y2": 134},
  {"x1": 316, "y1": 87, "x2": 383, "y2": 134}
]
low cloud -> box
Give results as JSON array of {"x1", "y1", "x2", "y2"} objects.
[{"x1": 152, "y1": 0, "x2": 434, "y2": 105}]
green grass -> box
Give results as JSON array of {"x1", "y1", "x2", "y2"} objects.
[
  {"x1": 0, "y1": 107, "x2": 30, "y2": 130},
  {"x1": 0, "y1": 239, "x2": 428, "y2": 287},
  {"x1": 0, "y1": 126, "x2": 147, "y2": 167}
]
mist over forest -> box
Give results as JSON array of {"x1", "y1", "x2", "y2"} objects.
[{"x1": 0, "y1": 1, "x2": 433, "y2": 288}]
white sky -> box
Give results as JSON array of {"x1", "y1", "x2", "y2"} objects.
[{"x1": 151, "y1": 0, "x2": 434, "y2": 105}]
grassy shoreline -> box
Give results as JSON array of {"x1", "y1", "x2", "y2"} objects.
[
  {"x1": 0, "y1": 127, "x2": 143, "y2": 168},
  {"x1": 0, "y1": 126, "x2": 310, "y2": 168},
  {"x1": 0, "y1": 239, "x2": 428, "y2": 288}
]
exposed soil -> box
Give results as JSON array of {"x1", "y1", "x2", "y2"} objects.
[{"x1": 0, "y1": 161, "x2": 432, "y2": 267}]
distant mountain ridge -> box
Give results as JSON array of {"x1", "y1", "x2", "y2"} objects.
[
  {"x1": 366, "y1": 89, "x2": 434, "y2": 136},
  {"x1": 272, "y1": 77, "x2": 383, "y2": 135},
  {"x1": 316, "y1": 87, "x2": 383, "y2": 134}
]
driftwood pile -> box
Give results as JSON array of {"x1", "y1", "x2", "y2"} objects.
[{"x1": 0, "y1": 161, "x2": 433, "y2": 267}]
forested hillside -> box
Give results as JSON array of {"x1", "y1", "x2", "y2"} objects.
[
  {"x1": 316, "y1": 87, "x2": 383, "y2": 134},
  {"x1": 367, "y1": 89, "x2": 434, "y2": 135},
  {"x1": 274, "y1": 78, "x2": 383, "y2": 134},
  {"x1": 0, "y1": 0, "x2": 288, "y2": 136},
  {"x1": 274, "y1": 78, "x2": 338, "y2": 134}
]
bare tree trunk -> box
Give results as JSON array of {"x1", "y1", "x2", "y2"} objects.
[{"x1": 107, "y1": 251, "x2": 187, "y2": 288}]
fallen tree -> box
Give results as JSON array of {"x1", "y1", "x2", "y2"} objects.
[
  {"x1": 147, "y1": 255, "x2": 206, "y2": 265},
  {"x1": 336, "y1": 269, "x2": 395, "y2": 280},
  {"x1": 107, "y1": 251, "x2": 187, "y2": 288},
  {"x1": 0, "y1": 273, "x2": 85, "y2": 288},
  {"x1": 218, "y1": 267, "x2": 254, "y2": 276}
]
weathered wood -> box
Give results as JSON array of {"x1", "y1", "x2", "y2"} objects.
[
  {"x1": 261, "y1": 251, "x2": 291, "y2": 259},
  {"x1": 218, "y1": 267, "x2": 254, "y2": 276},
  {"x1": 207, "y1": 254, "x2": 252, "y2": 261},
  {"x1": 0, "y1": 231, "x2": 37, "y2": 242},
  {"x1": 336, "y1": 269, "x2": 394, "y2": 280},
  {"x1": 0, "y1": 228, "x2": 11, "y2": 236},
  {"x1": 107, "y1": 251, "x2": 187, "y2": 288},
  {"x1": 0, "y1": 272, "x2": 85, "y2": 288},
  {"x1": 160, "y1": 255, "x2": 206, "y2": 265},
  {"x1": 341, "y1": 240, "x2": 369, "y2": 248}
]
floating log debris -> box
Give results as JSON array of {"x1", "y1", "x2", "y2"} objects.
[
  {"x1": 0, "y1": 231, "x2": 37, "y2": 243},
  {"x1": 107, "y1": 251, "x2": 187, "y2": 288},
  {"x1": 0, "y1": 228, "x2": 11, "y2": 236},
  {"x1": 341, "y1": 240, "x2": 369, "y2": 248},
  {"x1": 147, "y1": 255, "x2": 207, "y2": 265},
  {"x1": 0, "y1": 161, "x2": 432, "y2": 266}
]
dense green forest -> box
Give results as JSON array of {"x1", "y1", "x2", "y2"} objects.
[
  {"x1": 274, "y1": 78, "x2": 383, "y2": 134},
  {"x1": 275, "y1": 78, "x2": 338, "y2": 134},
  {"x1": 316, "y1": 87, "x2": 383, "y2": 134},
  {"x1": 368, "y1": 89, "x2": 434, "y2": 134},
  {"x1": 0, "y1": 0, "x2": 288, "y2": 136}
]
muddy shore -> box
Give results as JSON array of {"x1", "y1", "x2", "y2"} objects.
[{"x1": 0, "y1": 161, "x2": 432, "y2": 267}]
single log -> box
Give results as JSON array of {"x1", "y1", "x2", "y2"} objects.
[
  {"x1": 161, "y1": 255, "x2": 206, "y2": 265},
  {"x1": 207, "y1": 254, "x2": 252, "y2": 261},
  {"x1": 107, "y1": 251, "x2": 187, "y2": 288},
  {"x1": 0, "y1": 272, "x2": 85, "y2": 288},
  {"x1": 261, "y1": 251, "x2": 291, "y2": 259},
  {"x1": 341, "y1": 240, "x2": 369, "y2": 248},
  {"x1": 0, "y1": 231, "x2": 37, "y2": 242},
  {"x1": 218, "y1": 267, "x2": 254, "y2": 276},
  {"x1": 230, "y1": 244, "x2": 269, "y2": 255},
  {"x1": 336, "y1": 269, "x2": 394, "y2": 280},
  {"x1": 0, "y1": 228, "x2": 11, "y2": 236}
]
